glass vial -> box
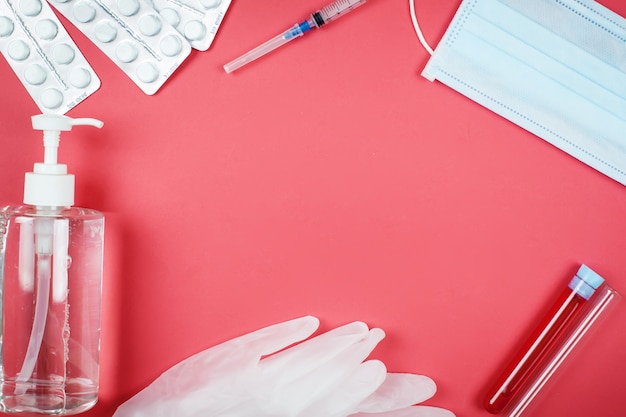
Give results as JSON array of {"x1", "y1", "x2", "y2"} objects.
[{"x1": 0, "y1": 205, "x2": 104, "y2": 415}]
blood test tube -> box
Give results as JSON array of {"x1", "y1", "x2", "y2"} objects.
[{"x1": 484, "y1": 264, "x2": 619, "y2": 416}]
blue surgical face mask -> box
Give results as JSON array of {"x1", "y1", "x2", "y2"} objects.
[{"x1": 420, "y1": 0, "x2": 626, "y2": 185}]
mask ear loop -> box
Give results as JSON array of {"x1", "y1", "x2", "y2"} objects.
[{"x1": 410, "y1": 0, "x2": 434, "y2": 55}]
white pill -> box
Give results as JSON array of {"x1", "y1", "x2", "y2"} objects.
[
  {"x1": 69, "y1": 67, "x2": 92, "y2": 88},
  {"x1": 0, "y1": 16, "x2": 14, "y2": 37},
  {"x1": 115, "y1": 41, "x2": 138, "y2": 63},
  {"x1": 136, "y1": 62, "x2": 159, "y2": 83},
  {"x1": 138, "y1": 15, "x2": 161, "y2": 36},
  {"x1": 24, "y1": 64, "x2": 47, "y2": 85},
  {"x1": 160, "y1": 35, "x2": 182, "y2": 57},
  {"x1": 35, "y1": 19, "x2": 58, "y2": 40},
  {"x1": 20, "y1": 0, "x2": 42, "y2": 16},
  {"x1": 117, "y1": 0, "x2": 139, "y2": 16},
  {"x1": 8, "y1": 40, "x2": 30, "y2": 61},
  {"x1": 159, "y1": 8, "x2": 179, "y2": 27},
  {"x1": 40, "y1": 88, "x2": 63, "y2": 109},
  {"x1": 95, "y1": 21, "x2": 117, "y2": 43},
  {"x1": 184, "y1": 20, "x2": 205, "y2": 41},
  {"x1": 52, "y1": 43, "x2": 75, "y2": 64},
  {"x1": 73, "y1": 2, "x2": 96, "y2": 23},
  {"x1": 199, "y1": 0, "x2": 221, "y2": 9}
]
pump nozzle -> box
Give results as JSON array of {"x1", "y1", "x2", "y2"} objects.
[
  {"x1": 24, "y1": 114, "x2": 103, "y2": 207},
  {"x1": 31, "y1": 114, "x2": 104, "y2": 131}
]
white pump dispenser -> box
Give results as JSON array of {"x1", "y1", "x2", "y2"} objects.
[{"x1": 24, "y1": 114, "x2": 103, "y2": 207}]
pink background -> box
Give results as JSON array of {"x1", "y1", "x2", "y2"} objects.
[{"x1": 2, "y1": 0, "x2": 626, "y2": 416}]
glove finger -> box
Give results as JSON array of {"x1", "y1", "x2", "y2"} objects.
[
  {"x1": 354, "y1": 374, "x2": 437, "y2": 413},
  {"x1": 260, "y1": 328, "x2": 385, "y2": 416},
  {"x1": 161, "y1": 315, "x2": 319, "y2": 385},
  {"x1": 200, "y1": 315, "x2": 320, "y2": 370},
  {"x1": 196, "y1": 327, "x2": 381, "y2": 417},
  {"x1": 260, "y1": 321, "x2": 370, "y2": 381},
  {"x1": 271, "y1": 327, "x2": 385, "y2": 391},
  {"x1": 113, "y1": 316, "x2": 319, "y2": 417},
  {"x1": 350, "y1": 405, "x2": 456, "y2": 417},
  {"x1": 299, "y1": 360, "x2": 387, "y2": 417}
]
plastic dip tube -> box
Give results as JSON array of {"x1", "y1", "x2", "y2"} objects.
[{"x1": 484, "y1": 264, "x2": 620, "y2": 417}]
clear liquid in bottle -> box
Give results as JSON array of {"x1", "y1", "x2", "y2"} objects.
[{"x1": 0, "y1": 205, "x2": 104, "y2": 415}]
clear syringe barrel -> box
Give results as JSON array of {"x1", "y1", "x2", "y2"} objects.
[
  {"x1": 224, "y1": 0, "x2": 368, "y2": 73},
  {"x1": 313, "y1": 0, "x2": 367, "y2": 26},
  {"x1": 224, "y1": 25, "x2": 305, "y2": 74}
]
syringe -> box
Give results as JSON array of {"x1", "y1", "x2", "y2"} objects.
[{"x1": 224, "y1": 0, "x2": 368, "y2": 73}]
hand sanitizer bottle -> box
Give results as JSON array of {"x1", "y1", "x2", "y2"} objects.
[{"x1": 0, "y1": 114, "x2": 104, "y2": 414}]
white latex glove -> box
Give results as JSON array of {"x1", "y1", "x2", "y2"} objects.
[{"x1": 113, "y1": 316, "x2": 455, "y2": 417}]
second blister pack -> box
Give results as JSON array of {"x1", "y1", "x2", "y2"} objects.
[
  {"x1": 49, "y1": 0, "x2": 192, "y2": 95},
  {"x1": 0, "y1": 0, "x2": 100, "y2": 114},
  {"x1": 146, "y1": 0, "x2": 232, "y2": 51}
]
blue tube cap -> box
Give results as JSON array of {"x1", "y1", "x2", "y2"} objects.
[
  {"x1": 568, "y1": 264, "x2": 605, "y2": 300},
  {"x1": 577, "y1": 264, "x2": 605, "y2": 289}
]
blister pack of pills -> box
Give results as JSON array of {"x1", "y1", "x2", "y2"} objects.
[
  {"x1": 146, "y1": 0, "x2": 231, "y2": 51},
  {"x1": 49, "y1": 0, "x2": 192, "y2": 95},
  {"x1": 0, "y1": 0, "x2": 100, "y2": 114}
]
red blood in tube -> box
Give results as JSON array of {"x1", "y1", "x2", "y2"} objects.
[{"x1": 484, "y1": 286, "x2": 588, "y2": 414}]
